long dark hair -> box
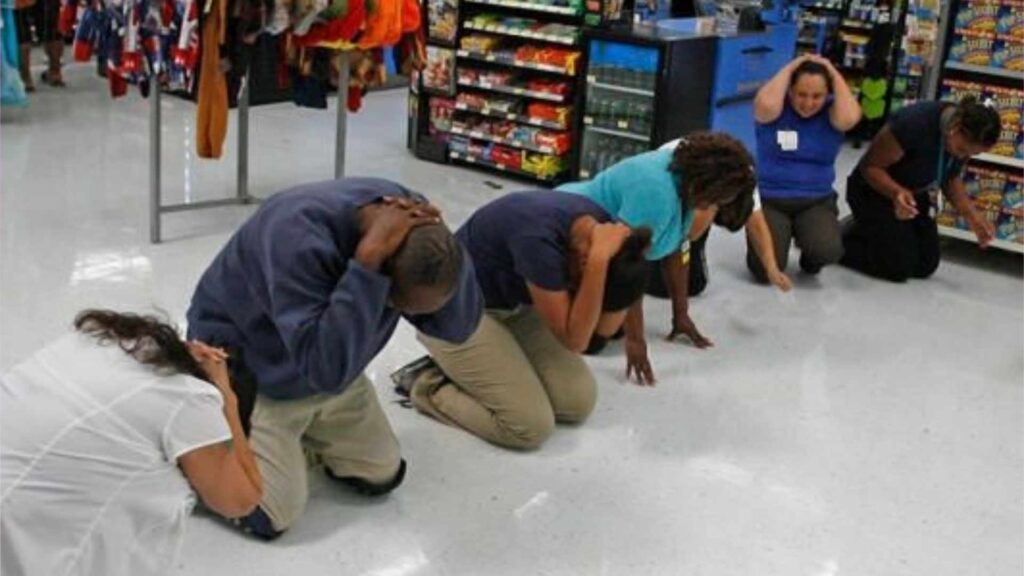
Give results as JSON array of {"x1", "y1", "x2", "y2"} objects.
[
  {"x1": 603, "y1": 227, "x2": 653, "y2": 312},
  {"x1": 74, "y1": 309, "x2": 255, "y2": 435},
  {"x1": 75, "y1": 309, "x2": 206, "y2": 378}
]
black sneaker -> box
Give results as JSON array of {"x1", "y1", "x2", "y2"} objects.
[
  {"x1": 799, "y1": 253, "x2": 823, "y2": 275},
  {"x1": 390, "y1": 355, "x2": 439, "y2": 401},
  {"x1": 326, "y1": 459, "x2": 407, "y2": 497}
]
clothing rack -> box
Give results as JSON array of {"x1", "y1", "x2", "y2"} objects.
[{"x1": 149, "y1": 51, "x2": 352, "y2": 243}]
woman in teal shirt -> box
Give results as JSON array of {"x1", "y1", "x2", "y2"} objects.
[{"x1": 557, "y1": 132, "x2": 756, "y2": 384}]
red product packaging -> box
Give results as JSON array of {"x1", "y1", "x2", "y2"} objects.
[
  {"x1": 527, "y1": 79, "x2": 570, "y2": 95},
  {"x1": 490, "y1": 145, "x2": 523, "y2": 169},
  {"x1": 534, "y1": 131, "x2": 571, "y2": 154}
]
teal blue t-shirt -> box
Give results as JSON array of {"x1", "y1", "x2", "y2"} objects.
[{"x1": 557, "y1": 149, "x2": 693, "y2": 261}]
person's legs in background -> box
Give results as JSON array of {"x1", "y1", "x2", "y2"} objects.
[
  {"x1": 840, "y1": 178, "x2": 924, "y2": 282},
  {"x1": 14, "y1": 5, "x2": 34, "y2": 91},
  {"x1": 584, "y1": 309, "x2": 627, "y2": 354},
  {"x1": 38, "y1": 0, "x2": 63, "y2": 86},
  {"x1": 793, "y1": 193, "x2": 844, "y2": 274},
  {"x1": 747, "y1": 201, "x2": 793, "y2": 283},
  {"x1": 687, "y1": 229, "x2": 710, "y2": 296}
]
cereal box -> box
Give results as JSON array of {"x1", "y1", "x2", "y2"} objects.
[
  {"x1": 941, "y1": 79, "x2": 985, "y2": 103},
  {"x1": 992, "y1": 36, "x2": 1024, "y2": 70},
  {"x1": 1003, "y1": 172, "x2": 1024, "y2": 216},
  {"x1": 964, "y1": 165, "x2": 1009, "y2": 206},
  {"x1": 956, "y1": 1, "x2": 1000, "y2": 33},
  {"x1": 949, "y1": 31, "x2": 996, "y2": 65},
  {"x1": 989, "y1": 85, "x2": 1023, "y2": 127},
  {"x1": 997, "y1": 1, "x2": 1024, "y2": 39}
]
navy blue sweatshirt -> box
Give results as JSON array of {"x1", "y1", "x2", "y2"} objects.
[{"x1": 186, "y1": 178, "x2": 483, "y2": 400}]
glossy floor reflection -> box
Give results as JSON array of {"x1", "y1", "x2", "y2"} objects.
[{"x1": 2, "y1": 61, "x2": 1022, "y2": 576}]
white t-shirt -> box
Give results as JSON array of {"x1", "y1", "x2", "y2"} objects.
[
  {"x1": 659, "y1": 138, "x2": 763, "y2": 211},
  {"x1": 1, "y1": 333, "x2": 232, "y2": 576}
]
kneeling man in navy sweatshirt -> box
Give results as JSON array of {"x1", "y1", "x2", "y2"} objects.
[{"x1": 187, "y1": 178, "x2": 482, "y2": 538}]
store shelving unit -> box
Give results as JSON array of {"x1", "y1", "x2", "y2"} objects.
[
  {"x1": 408, "y1": 0, "x2": 587, "y2": 183},
  {"x1": 928, "y1": 0, "x2": 1024, "y2": 253}
]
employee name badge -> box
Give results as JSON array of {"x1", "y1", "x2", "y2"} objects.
[
  {"x1": 777, "y1": 130, "x2": 798, "y2": 151},
  {"x1": 926, "y1": 185, "x2": 940, "y2": 218}
]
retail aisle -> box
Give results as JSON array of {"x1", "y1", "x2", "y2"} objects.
[{"x1": 1, "y1": 60, "x2": 1021, "y2": 576}]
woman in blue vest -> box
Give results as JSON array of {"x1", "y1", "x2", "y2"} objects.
[{"x1": 749, "y1": 54, "x2": 862, "y2": 281}]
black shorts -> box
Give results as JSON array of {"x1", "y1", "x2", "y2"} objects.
[{"x1": 15, "y1": 0, "x2": 62, "y2": 45}]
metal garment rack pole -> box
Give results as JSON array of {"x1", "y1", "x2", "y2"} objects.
[{"x1": 150, "y1": 54, "x2": 351, "y2": 244}]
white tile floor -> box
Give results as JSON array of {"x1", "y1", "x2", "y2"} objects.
[{"x1": 2, "y1": 61, "x2": 1023, "y2": 576}]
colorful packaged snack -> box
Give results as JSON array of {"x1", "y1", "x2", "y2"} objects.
[{"x1": 489, "y1": 145, "x2": 523, "y2": 169}]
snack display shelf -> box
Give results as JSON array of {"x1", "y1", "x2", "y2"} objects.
[
  {"x1": 943, "y1": 61, "x2": 1024, "y2": 81},
  {"x1": 449, "y1": 151, "x2": 558, "y2": 181},
  {"x1": 444, "y1": 126, "x2": 563, "y2": 154},
  {"x1": 454, "y1": 101, "x2": 568, "y2": 130},
  {"x1": 937, "y1": 224, "x2": 1024, "y2": 253},
  {"x1": 463, "y1": 21, "x2": 578, "y2": 45},
  {"x1": 462, "y1": 0, "x2": 580, "y2": 16},
  {"x1": 456, "y1": 79, "x2": 567, "y2": 102},
  {"x1": 974, "y1": 153, "x2": 1024, "y2": 170},
  {"x1": 456, "y1": 49, "x2": 575, "y2": 75}
]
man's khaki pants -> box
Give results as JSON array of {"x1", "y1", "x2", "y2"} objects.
[{"x1": 249, "y1": 375, "x2": 401, "y2": 531}]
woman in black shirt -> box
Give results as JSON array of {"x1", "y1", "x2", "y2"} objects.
[{"x1": 841, "y1": 97, "x2": 1001, "y2": 282}]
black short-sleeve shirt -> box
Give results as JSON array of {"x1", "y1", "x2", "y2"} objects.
[{"x1": 868, "y1": 101, "x2": 964, "y2": 192}]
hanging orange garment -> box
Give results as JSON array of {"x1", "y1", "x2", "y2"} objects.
[
  {"x1": 358, "y1": 0, "x2": 400, "y2": 49},
  {"x1": 196, "y1": 0, "x2": 228, "y2": 159},
  {"x1": 400, "y1": 0, "x2": 419, "y2": 33}
]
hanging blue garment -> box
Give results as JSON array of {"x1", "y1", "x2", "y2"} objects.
[{"x1": 1, "y1": 6, "x2": 28, "y2": 107}]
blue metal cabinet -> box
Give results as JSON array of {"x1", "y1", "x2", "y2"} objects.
[{"x1": 709, "y1": 24, "x2": 798, "y2": 153}]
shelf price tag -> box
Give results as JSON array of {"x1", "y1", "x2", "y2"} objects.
[
  {"x1": 617, "y1": 121, "x2": 629, "y2": 129},
  {"x1": 583, "y1": 116, "x2": 593, "y2": 125}
]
